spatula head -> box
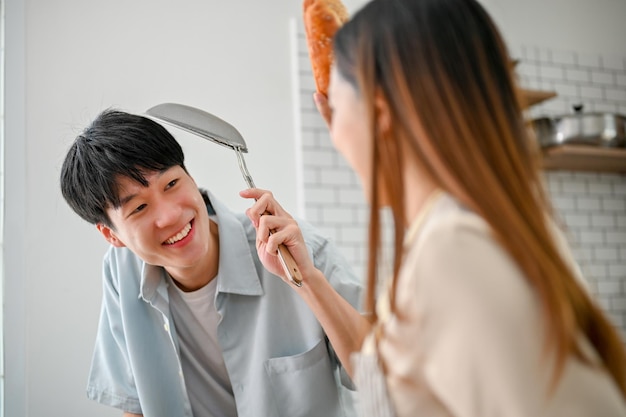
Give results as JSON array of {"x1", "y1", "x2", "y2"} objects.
[{"x1": 146, "y1": 103, "x2": 248, "y2": 153}]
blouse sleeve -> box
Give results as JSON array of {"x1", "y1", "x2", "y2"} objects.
[{"x1": 379, "y1": 211, "x2": 554, "y2": 417}]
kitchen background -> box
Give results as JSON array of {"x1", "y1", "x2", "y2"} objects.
[
  {"x1": 296, "y1": 24, "x2": 626, "y2": 340},
  {"x1": 3, "y1": 0, "x2": 626, "y2": 415}
]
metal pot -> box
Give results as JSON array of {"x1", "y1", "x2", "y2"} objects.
[{"x1": 531, "y1": 105, "x2": 626, "y2": 148}]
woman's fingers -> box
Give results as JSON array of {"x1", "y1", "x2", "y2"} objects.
[
  {"x1": 240, "y1": 188, "x2": 315, "y2": 282},
  {"x1": 240, "y1": 187, "x2": 297, "y2": 250},
  {"x1": 239, "y1": 187, "x2": 266, "y2": 201},
  {"x1": 240, "y1": 188, "x2": 291, "y2": 227},
  {"x1": 313, "y1": 92, "x2": 332, "y2": 128},
  {"x1": 257, "y1": 216, "x2": 300, "y2": 253}
]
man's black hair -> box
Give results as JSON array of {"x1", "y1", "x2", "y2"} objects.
[{"x1": 60, "y1": 109, "x2": 187, "y2": 227}]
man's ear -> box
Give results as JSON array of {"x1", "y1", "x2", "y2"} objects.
[
  {"x1": 374, "y1": 89, "x2": 392, "y2": 137},
  {"x1": 96, "y1": 223, "x2": 126, "y2": 248}
]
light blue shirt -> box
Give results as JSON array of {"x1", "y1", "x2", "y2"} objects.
[{"x1": 86, "y1": 191, "x2": 362, "y2": 417}]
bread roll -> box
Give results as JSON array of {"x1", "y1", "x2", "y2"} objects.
[{"x1": 303, "y1": 0, "x2": 349, "y2": 96}]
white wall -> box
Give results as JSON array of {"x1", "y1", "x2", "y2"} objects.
[
  {"x1": 479, "y1": 0, "x2": 626, "y2": 57},
  {"x1": 4, "y1": 0, "x2": 626, "y2": 416},
  {"x1": 346, "y1": 0, "x2": 626, "y2": 57}
]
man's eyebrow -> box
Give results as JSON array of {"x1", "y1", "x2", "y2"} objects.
[
  {"x1": 118, "y1": 193, "x2": 137, "y2": 208},
  {"x1": 116, "y1": 170, "x2": 169, "y2": 208}
]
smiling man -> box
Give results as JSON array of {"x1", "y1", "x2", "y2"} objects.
[{"x1": 60, "y1": 109, "x2": 362, "y2": 417}]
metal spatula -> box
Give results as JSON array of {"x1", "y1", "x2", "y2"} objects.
[{"x1": 146, "y1": 103, "x2": 303, "y2": 287}]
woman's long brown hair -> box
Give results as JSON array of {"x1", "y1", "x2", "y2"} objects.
[{"x1": 334, "y1": 0, "x2": 626, "y2": 396}]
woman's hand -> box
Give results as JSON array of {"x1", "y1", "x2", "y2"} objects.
[
  {"x1": 240, "y1": 188, "x2": 316, "y2": 285},
  {"x1": 313, "y1": 92, "x2": 332, "y2": 128}
]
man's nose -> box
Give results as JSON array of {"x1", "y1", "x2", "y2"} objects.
[{"x1": 154, "y1": 199, "x2": 182, "y2": 228}]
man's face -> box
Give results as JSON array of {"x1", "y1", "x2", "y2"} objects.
[{"x1": 97, "y1": 166, "x2": 215, "y2": 281}]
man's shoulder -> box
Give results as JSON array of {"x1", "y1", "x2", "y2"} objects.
[
  {"x1": 102, "y1": 245, "x2": 144, "y2": 279},
  {"x1": 296, "y1": 218, "x2": 335, "y2": 255}
]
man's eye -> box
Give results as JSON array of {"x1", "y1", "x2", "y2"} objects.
[
  {"x1": 166, "y1": 179, "x2": 178, "y2": 189},
  {"x1": 133, "y1": 204, "x2": 147, "y2": 214}
]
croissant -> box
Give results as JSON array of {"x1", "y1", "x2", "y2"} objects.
[{"x1": 303, "y1": 0, "x2": 349, "y2": 96}]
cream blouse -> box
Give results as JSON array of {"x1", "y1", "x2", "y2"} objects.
[{"x1": 369, "y1": 192, "x2": 626, "y2": 417}]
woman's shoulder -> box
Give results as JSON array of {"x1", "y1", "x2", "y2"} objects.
[
  {"x1": 403, "y1": 194, "x2": 534, "y2": 309},
  {"x1": 416, "y1": 194, "x2": 492, "y2": 250}
]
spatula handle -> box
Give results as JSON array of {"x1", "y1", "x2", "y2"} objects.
[
  {"x1": 275, "y1": 240, "x2": 303, "y2": 287},
  {"x1": 259, "y1": 205, "x2": 303, "y2": 287}
]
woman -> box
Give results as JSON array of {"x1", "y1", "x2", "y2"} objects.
[{"x1": 242, "y1": 0, "x2": 626, "y2": 415}]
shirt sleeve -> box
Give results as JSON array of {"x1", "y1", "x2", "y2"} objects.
[
  {"x1": 300, "y1": 219, "x2": 364, "y2": 390},
  {"x1": 86, "y1": 250, "x2": 142, "y2": 414},
  {"x1": 297, "y1": 218, "x2": 363, "y2": 313}
]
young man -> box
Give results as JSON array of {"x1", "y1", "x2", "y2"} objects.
[{"x1": 60, "y1": 109, "x2": 362, "y2": 417}]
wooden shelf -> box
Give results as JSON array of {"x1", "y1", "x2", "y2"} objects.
[
  {"x1": 542, "y1": 145, "x2": 626, "y2": 173},
  {"x1": 520, "y1": 88, "x2": 557, "y2": 108}
]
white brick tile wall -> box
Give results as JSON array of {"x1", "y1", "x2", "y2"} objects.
[
  {"x1": 565, "y1": 68, "x2": 591, "y2": 83},
  {"x1": 602, "y1": 55, "x2": 626, "y2": 71},
  {"x1": 598, "y1": 280, "x2": 622, "y2": 294},
  {"x1": 591, "y1": 71, "x2": 616, "y2": 86},
  {"x1": 598, "y1": 296, "x2": 612, "y2": 312},
  {"x1": 603, "y1": 197, "x2": 626, "y2": 212},
  {"x1": 541, "y1": 65, "x2": 566, "y2": 80},
  {"x1": 515, "y1": 62, "x2": 541, "y2": 79},
  {"x1": 594, "y1": 247, "x2": 619, "y2": 261},
  {"x1": 551, "y1": 49, "x2": 577, "y2": 67},
  {"x1": 594, "y1": 102, "x2": 620, "y2": 113},
  {"x1": 578, "y1": 52, "x2": 603, "y2": 68},
  {"x1": 300, "y1": 92, "x2": 317, "y2": 111},
  {"x1": 340, "y1": 225, "x2": 368, "y2": 245},
  {"x1": 562, "y1": 180, "x2": 588, "y2": 194},
  {"x1": 306, "y1": 186, "x2": 337, "y2": 205},
  {"x1": 588, "y1": 182, "x2": 614, "y2": 194},
  {"x1": 563, "y1": 212, "x2": 592, "y2": 227},
  {"x1": 575, "y1": 196, "x2": 600, "y2": 211},
  {"x1": 607, "y1": 88, "x2": 626, "y2": 102},
  {"x1": 607, "y1": 231, "x2": 626, "y2": 244},
  {"x1": 585, "y1": 263, "x2": 608, "y2": 279},
  {"x1": 578, "y1": 230, "x2": 605, "y2": 245},
  {"x1": 551, "y1": 195, "x2": 576, "y2": 210},
  {"x1": 552, "y1": 82, "x2": 579, "y2": 98},
  {"x1": 610, "y1": 264, "x2": 626, "y2": 278},
  {"x1": 301, "y1": 110, "x2": 328, "y2": 129},
  {"x1": 537, "y1": 47, "x2": 552, "y2": 63},
  {"x1": 294, "y1": 22, "x2": 626, "y2": 336},
  {"x1": 303, "y1": 166, "x2": 320, "y2": 185},
  {"x1": 579, "y1": 85, "x2": 605, "y2": 101},
  {"x1": 337, "y1": 188, "x2": 367, "y2": 206},
  {"x1": 299, "y1": 74, "x2": 318, "y2": 92},
  {"x1": 322, "y1": 206, "x2": 357, "y2": 225},
  {"x1": 319, "y1": 168, "x2": 356, "y2": 187},
  {"x1": 591, "y1": 213, "x2": 617, "y2": 228},
  {"x1": 303, "y1": 148, "x2": 339, "y2": 168}
]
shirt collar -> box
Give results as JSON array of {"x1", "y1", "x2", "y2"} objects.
[{"x1": 208, "y1": 190, "x2": 263, "y2": 296}]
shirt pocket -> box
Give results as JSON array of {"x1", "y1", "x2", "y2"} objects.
[{"x1": 264, "y1": 338, "x2": 342, "y2": 417}]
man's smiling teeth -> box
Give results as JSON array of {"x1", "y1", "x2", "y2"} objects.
[{"x1": 165, "y1": 222, "x2": 192, "y2": 245}]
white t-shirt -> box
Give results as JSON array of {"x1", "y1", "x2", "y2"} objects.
[{"x1": 168, "y1": 275, "x2": 238, "y2": 417}]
